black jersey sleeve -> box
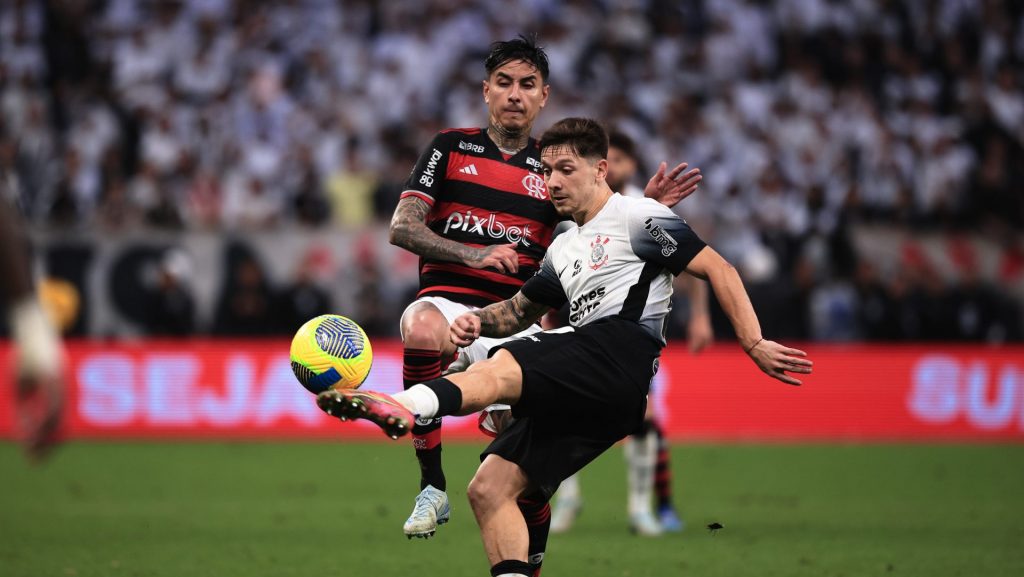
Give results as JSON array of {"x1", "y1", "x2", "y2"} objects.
[
  {"x1": 402, "y1": 132, "x2": 452, "y2": 205},
  {"x1": 520, "y1": 256, "x2": 568, "y2": 310},
  {"x1": 628, "y1": 199, "x2": 707, "y2": 275}
]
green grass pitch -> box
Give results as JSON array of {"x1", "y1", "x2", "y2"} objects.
[{"x1": 2, "y1": 442, "x2": 1022, "y2": 577}]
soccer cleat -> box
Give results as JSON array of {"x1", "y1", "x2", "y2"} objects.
[
  {"x1": 658, "y1": 505, "x2": 685, "y2": 532},
  {"x1": 316, "y1": 389, "x2": 414, "y2": 440},
  {"x1": 629, "y1": 511, "x2": 663, "y2": 537},
  {"x1": 403, "y1": 485, "x2": 450, "y2": 539},
  {"x1": 549, "y1": 497, "x2": 581, "y2": 534}
]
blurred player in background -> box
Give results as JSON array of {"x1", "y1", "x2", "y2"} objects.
[
  {"x1": 548, "y1": 130, "x2": 713, "y2": 536},
  {"x1": 388, "y1": 36, "x2": 700, "y2": 577},
  {"x1": 0, "y1": 198, "x2": 65, "y2": 461},
  {"x1": 319, "y1": 117, "x2": 812, "y2": 577}
]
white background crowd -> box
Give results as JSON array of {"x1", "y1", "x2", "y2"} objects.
[{"x1": 1, "y1": 0, "x2": 1021, "y2": 341}]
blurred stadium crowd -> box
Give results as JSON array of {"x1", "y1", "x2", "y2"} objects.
[{"x1": 1, "y1": 0, "x2": 1022, "y2": 342}]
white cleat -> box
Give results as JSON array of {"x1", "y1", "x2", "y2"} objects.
[
  {"x1": 629, "y1": 511, "x2": 664, "y2": 537},
  {"x1": 549, "y1": 498, "x2": 581, "y2": 534},
  {"x1": 403, "y1": 485, "x2": 450, "y2": 539}
]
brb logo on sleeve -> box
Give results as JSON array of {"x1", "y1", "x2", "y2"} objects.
[{"x1": 443, "y1": 210, "x2": 533, "y2": 246}]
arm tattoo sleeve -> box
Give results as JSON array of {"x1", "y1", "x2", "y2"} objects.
[
  {"x1": 475, "y1": 293, "x2": 549, "y2": 338},
  {"x1": 389, "y1": 197, "x2": 481, "y2": 265}
]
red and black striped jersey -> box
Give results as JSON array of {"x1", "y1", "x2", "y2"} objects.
[{"x1": 401, "y1": 127, "x2": 561, "y2": 307}]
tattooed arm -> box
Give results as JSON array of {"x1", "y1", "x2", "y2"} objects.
[
  {"x1": 450, "y1": 292, "x2": 549, "y2": 346},
  {"x1": 389, "y1": 196, "x2": 520, "y2": 273}
]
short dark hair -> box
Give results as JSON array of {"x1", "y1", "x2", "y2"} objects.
[
  {"x1": 607, "y1": 129, "x2": 637, "y2": 161},
  {"x1": 485, "y1": 35, "x2": 550, "y2": 81},
  {"x1": 539, "y1": 117, "x2": 609, "y2": 161}
]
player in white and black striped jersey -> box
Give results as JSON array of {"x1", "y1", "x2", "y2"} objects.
[
  {"x1": 318, "y1": 117, "x2": 813, "y2": 577},
  {"x1": 548, "y1": 128, "x2": 712, "y2": 536}
]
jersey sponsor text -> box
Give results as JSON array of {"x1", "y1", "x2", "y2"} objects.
[
  {"x1": 643, "y1": 218, "x2": 679, "y2": 257},
  {"x1": 569, "y1": 286, "x2": 605, "y2": 323},
  {"x1": 419, "y1": 148, "x2": 443, "y2": 187},
  {"x1": 443, "y1": 210, "x2": 533, "y2": 246}
]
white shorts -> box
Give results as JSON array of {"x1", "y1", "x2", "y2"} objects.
[
  {"x1": 401, "y1": 296, "x2": 543, "y2": 417},
  {"x1": 401, "y1": 296, "x2": 543, "y2": 373}
]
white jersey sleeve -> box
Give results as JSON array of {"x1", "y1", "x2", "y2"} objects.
[{"x1": 626, "y1": 198, "x2": 706, "y2": 276}]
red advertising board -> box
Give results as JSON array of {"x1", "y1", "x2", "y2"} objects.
[{"x1": 1, "y1": 340, "x2": 1022, "y2": 442}]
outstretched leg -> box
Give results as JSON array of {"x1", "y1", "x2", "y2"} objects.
[{"x1": 318, "y1": 349, "x2": 524, "y2": 436}]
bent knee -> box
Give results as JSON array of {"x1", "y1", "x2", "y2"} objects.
[
  {"x1": 467, "y1": 474, "x2": 496, "y2": 511},
  {"x1": 464, "y1": 350, "x2": 523, "y2": 403},
  {"x1": 401, "y1": 306, "x2": 451, "y2": 350},
  {"x1": 467, "y1": 457, "x2": 529, "y2": 512}
]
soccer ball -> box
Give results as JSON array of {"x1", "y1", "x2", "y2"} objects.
[{"x1": 290, "y1": 314, "x2": 373, "y2": 393}]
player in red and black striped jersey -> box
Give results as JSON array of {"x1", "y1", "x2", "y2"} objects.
[
  {"x1": 401, "y1": 126, "x2": 557, "y2": 307},
  {"x1": 385, "y1": 35, "x2": 702, "y2": 577},
  {"x1": 389, "y1": 38, "x2": 558, "y2": 552}
]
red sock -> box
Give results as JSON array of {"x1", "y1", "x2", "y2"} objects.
[
  {"x1": 654, "y1": 423, "x2": 673, "y2": 509},
  {"x1": 518, "y1": 497, "x2": 551, "y2": 576},
  {"x1": 404, "y1": 348, "x2": 445, "y2": 491}
]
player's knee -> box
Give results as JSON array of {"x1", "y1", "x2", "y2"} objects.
[
  {"x1": 465, "y1": 351, "x2": 523, "y2": 404},
  {"x1": 401, "y1": 309, "x2": 448, "y2": 349},
  {"x1": 467, "y1": 465, "x2": 518, "y2": 512},
  {"x1": 466, "y1": 474, "x2": 497, "y2": 512}
]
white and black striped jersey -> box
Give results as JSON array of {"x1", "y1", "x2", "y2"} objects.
[{"x1": 521, "y1": 193, "x2": 707, "y2": 344}]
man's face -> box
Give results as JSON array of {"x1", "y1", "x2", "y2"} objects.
[
  {"x1": 605, "y1": 145, "x2": 637, "y2": 193},
  {"x1": 483, "y1": 60, "x2": 549, "y2": 134},
  {"x1": 541, "y1": 145, "x2": 606, "y2": 218}
]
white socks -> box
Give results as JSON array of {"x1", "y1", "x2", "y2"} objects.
[
  {"x1": 393, "y1": 384, "x2": 440, "y2": 419},
  {"x1": 624, "y1": 429, "x2": 658, "y2": 517},
  {"x1": 557, "y1": 473, "x2": 581, "y2": 504}
]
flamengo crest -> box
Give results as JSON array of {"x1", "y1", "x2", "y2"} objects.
[
  {"x1": 522, "y1": 173, "x2": 547, "y2": 199},
  {"x1": 590, "y1": 234, "x2": 610, "y2": 270}
]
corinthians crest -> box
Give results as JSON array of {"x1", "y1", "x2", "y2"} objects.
[{"x1": 589, "y1": 234, "x2": 610, "y2": 270}]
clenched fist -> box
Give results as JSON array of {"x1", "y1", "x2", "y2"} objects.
[{"x1": 450, "y1": 313, "x2": 483, "y2": 347}]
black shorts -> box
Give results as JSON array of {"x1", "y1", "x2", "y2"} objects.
[{"x1": 481, "y1": 316, "x2": 662, "y2": 500}]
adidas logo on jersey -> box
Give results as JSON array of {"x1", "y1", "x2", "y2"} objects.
[{"x1": 459, "y1": 164, "x2": 478, "y2": 175}]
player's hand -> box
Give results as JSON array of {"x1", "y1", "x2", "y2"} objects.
[
  {"x1": 469, "y1": 243, "x2": 519, "y2": 274},
  {"x1": 746, "y1": 339, "x2": 812, "y2": 386},
  {"x1": 644, "y1": 162, "x2": 702, "y2": 208},
  {"x1": 687, "y1": 313, "x2": 714, "y2": 354},
  {"x1": 450, "y1": 313, "x2": 482, "y2": 347},
  {"x1": 16, "y1": 372, "x2": 64, "y2": 462}
]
